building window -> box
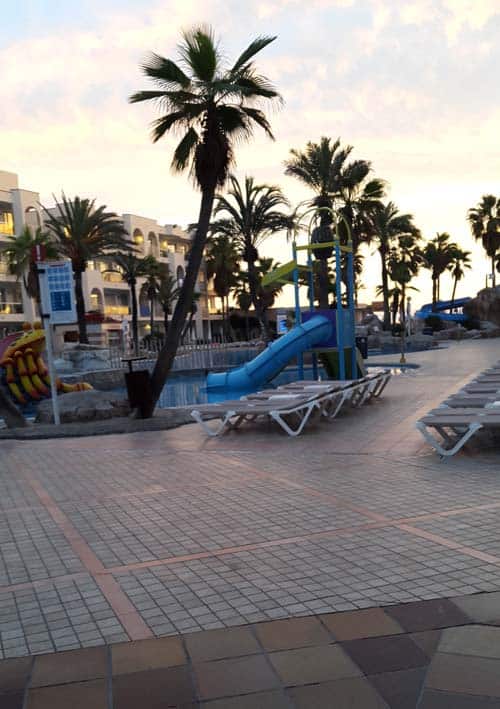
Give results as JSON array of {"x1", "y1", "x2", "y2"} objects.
[{"x1": 0, "y1": 209, "x2": 14, "y2": 235}]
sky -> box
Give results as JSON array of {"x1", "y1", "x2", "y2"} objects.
[{"x1": 1, "y1": 0, "x2": 500, "y2": 309}]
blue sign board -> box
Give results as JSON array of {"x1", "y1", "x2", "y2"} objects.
[{"x1": 40, "y1": 261, "x2": 77, "y2": 325}]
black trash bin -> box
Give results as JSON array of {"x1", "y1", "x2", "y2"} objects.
[
  {"x1": 124, "y1": 369, "x2": 153, "y2": 418},
  {"x1": 355, "y1": 335, "x2": 368, "y2": 359}
]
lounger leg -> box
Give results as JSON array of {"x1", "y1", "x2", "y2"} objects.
[
  {"x1": 416, "y1": 421, "x2": 482, "y2": 457},
  {"x1": 270, "y1": 402, "x2": 318, "y2": 437},
  {"x1": 191, "y1": 410, "x2": 237, "y2": 437},
  {"x1": 372, "y1": 375, "x2": 391, "y2": 398},
  {"x1": 326, "y1": 391, "x2": 348, "y2": 419}
]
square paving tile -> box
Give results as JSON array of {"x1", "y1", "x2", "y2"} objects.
[
  {"x1": 320, "y1": 607, "x2": 403, "y2": 641},
  {"x1": 30, "y1": 647, "x2": 107, "y2": 688},
  {"x1": 112, "y1": 666, "x2": 195, "y2": 708},
  {"x1": 452, "y1": 592, "x2": 500, "y2": 624},
  {"x1": 369, "y1": 667, "x2": 426, "y2": 709},
  {"x1": 426, "y1": 653, "x2": 500, "y2": 696},
  {"x1": 288, "y1": 677, "x2": 388, "y2": 708},
  {"x1": 0, "y1": 694, "x2": 24, "y2": 709},
  {"x1": 385, "y1": 599, "x2": 471, "y2": 632},
  {"x1": 185, "y1": 627, "x2": 260, "y2": 662},
  {"x1": 202, "y1": 689, "x2": 290, "y2": 708},
  {"x1": 254, "y1": 616, "x2": 331, "y2": 651},
  {"x1": 341, "y1": 635, "x2": 429, "y2": 675},
  {"x1": 419, "y1": 689, "x2": 500, "y2": 708},
  {"x1": 0, "y1": 657, "x2": 32, "y2": 692},
  {"x1": 111, "y1": 636, "x2": 185, "y2": 675},
  {"x1": 194, "y1": 655, "x2": 279, "y2": 701},
  {"x1": 269, "y1": 644, "x2": 361, "y2": 687},
  {"x1": 438, "y1": 625, "x2": 500, "y2": 659},
  {"x1": 26, "y1": 678, "x2": 108, "y2": 709}
]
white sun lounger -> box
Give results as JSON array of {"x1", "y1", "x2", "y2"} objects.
[
  {"x1": 416, "y1": 407, "x2": 500, "y2": 457},
  {"x1": 191, "y1": 393, "x2": 325, "y2": 437}
]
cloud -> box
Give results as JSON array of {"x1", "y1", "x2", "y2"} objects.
[{"x1": 1, "y1": 0, "x2": 499, "y2": 305}]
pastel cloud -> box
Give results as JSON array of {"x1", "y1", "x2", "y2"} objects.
[{"x1": 1, "y1": 0, "x2": 499, "y2": 305}]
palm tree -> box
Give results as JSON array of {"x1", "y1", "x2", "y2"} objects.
[
  {"x1": 212, "y1": 175, "x2": 290, "y2": 341},
  {"x1": 255, "y1": 257, "x2": 283, "y2": 324},
  {"x1": 140, "y1": 256, "x2": 163, "y2": 336},
  {"x1": 387, "y1": 233, "x2": 422, "y2": 327},
  {"x1": 42, "y1": 195, "x2": 127, "y2": 343},
  {"x1": 157, "y1": 267, "x2": 180, "y2": 336},
  {"x1": 468, "y1": 195, "x2": 500, "y2": 287},
  {"x1": 285, "y1": 137, "x2": 384, "y2": 306},
  {"x1": 182, "y1": 292, "x2": 201, "y2": 342},
  {"x1": 104, "y1": 251, "x2": 149, "y2": 352},
  {"x1": 4, "y1": 226, "x2": 58, "y2": 311},
  {"x1": 368, "y1": 202, "x2": 419, "y2": 330},
  {"x1": 130, "y1": 26, "x2": 280, "y2": 413},
  {"x1": 448, "y1": 248, "x2": 472, "y2": 306},
  {"x1": 205, "y1": 230, "x2": 240, "y2": 337},
  {"x1": 234, "y1": 278, "x2": 253, "y2": 340},
  {"x1": 422, "y1": 233, "x2": 459, "y2": 307}
]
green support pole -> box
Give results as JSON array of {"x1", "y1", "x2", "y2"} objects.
[
  {"x1": 335, "y1": 239, "x2": 346, "y2": 380},
  {"x1": 347, "y1": 247, "x2": 357, "y2": 378},
  {"x1": 292, "y1": 242, "x2": 304, "y2": 380}
]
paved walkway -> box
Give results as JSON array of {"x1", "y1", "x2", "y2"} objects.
[{"x1": 1, "y1": 339, "x2": 500, "y2": 706}]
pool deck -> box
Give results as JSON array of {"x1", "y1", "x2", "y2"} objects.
[{"x1": 1, "y1": 339, "x2": 500, "y2": 707}]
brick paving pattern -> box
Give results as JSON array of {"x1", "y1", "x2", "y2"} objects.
[{"x1": 1, "y1": 339, "x2": 500, "y2": 705}]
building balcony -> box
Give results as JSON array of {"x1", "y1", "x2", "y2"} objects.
[
  {"x1": 102, "y1": 272, "x2": 124, "y2": 284},
  {"x1": 104, "y1": 305, "x2": 129, "y2": 317},
  {"x1": 0, "y1": 302, "x2": 24, "y2": 315}
]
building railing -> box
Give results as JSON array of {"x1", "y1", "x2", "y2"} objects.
[{"x1": 105, "y1": 340, "x2": 261, "y2": 373}]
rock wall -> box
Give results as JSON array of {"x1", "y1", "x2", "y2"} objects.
[{"x1": 464, "y1": 287, "x2": 500, "y2": 326}]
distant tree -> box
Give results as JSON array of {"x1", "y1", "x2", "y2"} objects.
[
  {"x1": 368, "y1": 202, "x2": 419, "y2": 330},
  {"x1": 42, "y1": 195, "x2": 127, "y2": 343},
  {"x1": 157, "y1": 267, "x2": 180, "y2": 336},
  {"x1": 205, "y1": 231, "x2": 240, "y2": 337},
  {"x1": 387, "y1": 233, "x2": 423, "y2": 327},
  {"x1": 422, "y1": 232, "x2": 459, "y2": 307},
  {"x1": 4, "y1": 226, "x2": 58, "y2": 312},
  {"x1": 212, "y1": 175, "x2": 290, "y2": 341},
  {"x1": 468, "y1": 195, "x2": 500, "y2": 287},
  {"x1": 104, "y1": 251, "x2": 149, "y2": 352},
  {"x1": 140, "y1": 256, "x2": 163, "y2": 336},
  {"x1": 448, "y1": 248, "x2": 472, "y2": 306},
  {"x1": 130, "y1": 25, "x2": 280, "y2": 413}
]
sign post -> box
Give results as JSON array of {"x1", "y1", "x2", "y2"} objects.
[{"x1": 37, "y1": 260, "x2": 77, "y2": 426}]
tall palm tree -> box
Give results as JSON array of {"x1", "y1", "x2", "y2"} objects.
[
  {"x1": 368, "y1": 202, "x2": 419, "y2": 330},
  {"x1": 42, "y1": 195, "x2": 127, "y2": 343},
  {"x1": 105, "y1": 251, "x2": 149, "y2": 352},
  {"x1": 468, "y1": 195, "x2": 500, "y2": 287},
  {"x1": 212, "y1": 175, "x2": 290, "y2": 341},
  {"x1": 448, "y1": 248, "x2": 472, "y2": 306},
  {"x1": 234, "y1": 278, "x2": 253, "y2": 340},
  {"x1": 285, "y1": 137, "x2": 384, "y2": 306},
  {"x1": 4, "y1": 226, "x2": 58, "y2": 311},
  {"x1": 205, "y1": 230, "x2": 240, "y2": 337},
  {"x1": 422, "y1": 233, "x2": 459, "y2": 307},
  {"x1": 140, "y1": 256, "x2": 162, "y2": 336},
  {"x1": 130, "y1": 26, "x2": 280, "y2": 412},
  {"x1": 387, "y1": 233, "x2": 422, "y2": 327},
  {"x1": 157, "y1": 267, "x2": 180, "y2": 336}
]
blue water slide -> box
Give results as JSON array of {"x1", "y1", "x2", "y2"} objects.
[
  {"x1": 206, "y1": 315, "x2": 332, "y2": 391},
  {"x1": 415, "y1": 298, "x2": 471, "y2": 323}
]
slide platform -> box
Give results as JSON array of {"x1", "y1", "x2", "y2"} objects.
[{"x1": 206, "y1": 315, "x2": 332, "y2": 391}]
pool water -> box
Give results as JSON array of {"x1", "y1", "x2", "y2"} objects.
[{"x1": 154, "y1": 364, "x2": 408, "y2": 409}]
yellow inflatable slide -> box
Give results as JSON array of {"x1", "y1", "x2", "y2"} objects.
[{"x1": 0, "y1": 322, "x2": 92, "y2": 406}]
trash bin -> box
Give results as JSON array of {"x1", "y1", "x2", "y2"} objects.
[
  {"x1": 355, "y1": 335, "x2": 368, "y2": 359},
  {"x1": 124, "y1": 370, "x2": 153, "y2": 418}
]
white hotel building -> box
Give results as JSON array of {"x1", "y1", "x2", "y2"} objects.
[{"x1": 0, "y1": 170, "x2": 220, "y2": 346}]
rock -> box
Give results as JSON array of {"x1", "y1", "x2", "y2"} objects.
[
  {"x1": 58, "y1": 345, "x2": 113, "y2": 372},
  {"x1": 361, "y1": 313, "x2": 384, "y2": 334},
  {"x1": 35, "y1": 390, "x2": 130, "y2": 424},
  {"x1": 464, "y1": 287, "x2": 500, "y2": 327}
]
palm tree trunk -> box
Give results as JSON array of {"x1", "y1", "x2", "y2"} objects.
[
  {"x1": 451, "y1": 276, "x2": 458, "y2": 308},
  {"x1": 247, "y1": 256, "x2": 271, "y2": 342},
  {"x1": 380, "y1": 248, "x2": 390, "y2": 330},
  {"x1": 149, "y1": 189, "x2": 216, "y2": 413},
  {"x1": 492, "y1": 255, "x2": 496, "y2": 288},
  {"x1": 130, "y1": 281, "x2": 139, "y2": 353},
  {"x1": 73, "y1": 268, "x2": 88, "y2": 344},
  {"x1": 317, "y1": 259, "x2": 330, "y2": 309},
  {"x1": 163, "y1": 309, "x2": 169, "y2": 337},
  {"x1": 149, "y1": 294, "x2": 155, "y2": 335}
]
